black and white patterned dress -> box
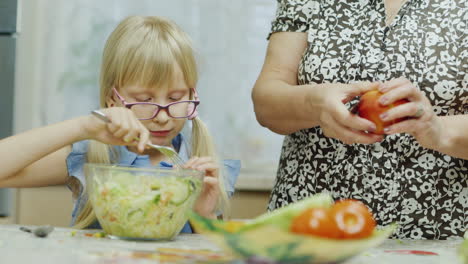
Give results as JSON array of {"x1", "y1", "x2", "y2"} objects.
[{"x1": 268, "y1": 0, "x2": 467, "y2": 239}]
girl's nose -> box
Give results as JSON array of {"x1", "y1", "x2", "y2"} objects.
[{"x1": 152, "y1": 108, "x2": 170, "y2": 123}]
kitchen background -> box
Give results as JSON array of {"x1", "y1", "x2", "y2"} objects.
[{"x1": 0, "y1": 0, "x2": 284, "y2": 226}]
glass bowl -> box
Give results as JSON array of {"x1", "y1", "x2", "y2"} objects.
[{"x1": 84, "y1": 163, "x2": 203, "y2": 240}]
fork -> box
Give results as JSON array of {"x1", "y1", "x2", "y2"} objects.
[{"x1": 90, "y1": 110, "x2": 185, "y2": 167}]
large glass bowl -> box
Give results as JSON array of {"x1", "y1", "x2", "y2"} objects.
[{"x1": 84, "y1": 163, "x2": 203, "y2": 240}]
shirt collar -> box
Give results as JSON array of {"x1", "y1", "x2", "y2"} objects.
[{"x1": 115, "y1": 133, "x2": 188, "y2": 167}]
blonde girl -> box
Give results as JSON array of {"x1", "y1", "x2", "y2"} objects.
[{"x1": 0, "y1": 16, "x2": 240, "y2": 231}]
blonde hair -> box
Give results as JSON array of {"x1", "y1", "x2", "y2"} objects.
[{"x1": 73, "y1": 16, "x2": 230, "y2": 229}]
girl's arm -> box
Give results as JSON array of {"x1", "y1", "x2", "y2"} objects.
[
  {"x1": 0, "y1": 107, "x2": 151, "y2": 188},
  {"x1": 252, "y1": 32, "x2": 382, "y2": 144},
  {"x1": 0, "y1": 117, "x2": 87, "y2": 187}
]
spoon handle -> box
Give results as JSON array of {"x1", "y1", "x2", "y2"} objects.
[
  {"x1": 20, "y1": 226, "x2": 32, "y2": 233},
  {"x1": 91, "y1": 110, "x2": 111, "y2": 123}
]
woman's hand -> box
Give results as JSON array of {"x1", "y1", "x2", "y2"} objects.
[
  {"x1": 317, "y1": 82, "x2": 384, "y2": 144},
  {"x1": 80, "y1": 107, "x2": 150, "y2": 153},
  {"x1": 377, "y1": 77, "x2": 443, "y2": 149},
  {"x1": 183, "y1": 156, "x2": 220, "y2": 219}
]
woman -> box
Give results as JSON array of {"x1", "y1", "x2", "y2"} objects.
[{"x1": 252, "y1": 0, "x2": 467, "y2": 239}]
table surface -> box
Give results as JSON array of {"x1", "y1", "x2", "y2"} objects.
[{"x1": 0, "y1": 224, "x2": 463, "y2": 264}]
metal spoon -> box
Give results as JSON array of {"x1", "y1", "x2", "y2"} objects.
[{"x1": 20, "y1": 225, "x2": 54, "y2": 238}]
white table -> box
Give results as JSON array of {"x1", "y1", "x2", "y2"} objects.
[{"x1": 0, "y1": 225, "x2": 463, "y2": 264}]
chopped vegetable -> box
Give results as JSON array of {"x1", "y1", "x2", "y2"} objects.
[
  {"x1": 93, "y1": 232, "x2": 106, "y2": 238},
  {"x1": 89, "y1": 172, "x2": 202, "y2": 239}
]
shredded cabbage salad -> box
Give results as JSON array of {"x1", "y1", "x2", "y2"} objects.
[{"x1": 88, "y1": 171, "x2": 202, "y2": 239}]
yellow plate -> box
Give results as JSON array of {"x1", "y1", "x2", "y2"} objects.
[{"x1": 189, "y1": 195, "x2": 396, "y2": 263}]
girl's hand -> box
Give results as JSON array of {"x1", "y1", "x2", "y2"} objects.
[
  {"x1": 183, "y1": 156, "x2": 220, "y2": 219},
  {"x1": 317, "y1": 82, "x2": 384, "y2": 144},
  {"x1": 81, "y1": 107, "x2": 150, "y2": 153},
  {"x1": 377, "y1": 77, "x2": 443, "y2": 149}
]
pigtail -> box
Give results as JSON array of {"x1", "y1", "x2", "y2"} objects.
[
  {"x1": 191, "y1": 117, "x2": 230, "y2": 219},
  {"x1": 72, "y1": 141, "x2": 116, "y2": 229}
]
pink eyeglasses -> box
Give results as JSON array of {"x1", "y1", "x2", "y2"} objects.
[{"x1": 112, "y1": 87, "x2": 200, "y2": 120}]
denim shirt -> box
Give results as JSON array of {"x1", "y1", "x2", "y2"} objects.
[{"x1": 66, "y1": 133, "x2": 241, "y2": 233}]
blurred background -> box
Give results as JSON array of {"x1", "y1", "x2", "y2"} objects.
[{"x1": 0, "y1": 0, "x2": 284, "y2": 226}]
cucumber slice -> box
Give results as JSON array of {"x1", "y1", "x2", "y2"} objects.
[{"x1": 168, "y1": 179, "x2": 192, "y2": 205}]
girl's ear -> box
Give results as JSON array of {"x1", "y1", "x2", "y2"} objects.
[
  {"x1": 106, "y1": 88, "x2": 117, "y2": 108},
  {"x1": 105, "y1": 96, "x2": 116, "y2": 108}
]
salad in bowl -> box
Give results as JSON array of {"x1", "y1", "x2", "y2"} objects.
[{"x1": 84, "y1": 164, "x2": 203, "y2": 240}]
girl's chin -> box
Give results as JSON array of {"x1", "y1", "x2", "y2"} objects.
[{"x1": 150, "y1": 138, "x2": 171, "y2": 147}]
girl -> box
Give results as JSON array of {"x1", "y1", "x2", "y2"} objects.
[{"x1": 0, "y1": 16, "x2": 240, "y2": 231}]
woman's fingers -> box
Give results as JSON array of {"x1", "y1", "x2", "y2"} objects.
[
  {"x1": 322, "y1": 99, "x2": 377, "y2": 133},
  {"x1": 379, "y1": 78, "x2": 423, "y2": 105},
  {"x1": 380, "y1": 84, "x2": 420, "y2": 105},
  {"x1": 348, "y1": 81, "x2": 380, "y2": 99},
  {"x1": 322, "y1": 113, "x2": 383, "y2": 144},
  {"x1": 378, "y1": 77, "x2": 408, "y2": 92},
  {"x1": 380, "y1": 102, "x2": 424, "y2": 122},
  {"x1": 336, "y1": 108, "x2": 377, "y2": 132},
  {"x1": 383, "y1": 118, "x2": 428, "y2": 135}
]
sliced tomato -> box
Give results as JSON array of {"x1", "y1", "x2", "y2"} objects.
[
  {"x1": 330, "y1": 199, "x2": 376, "y2": 239},
  {"x1": 290, "y1": 207, "x2": 341, "y2": 239}
]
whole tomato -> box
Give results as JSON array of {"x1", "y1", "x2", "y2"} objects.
[
  {"x1": 357, "y1": 90, "x2": 409, "y2": 135},
  {"x1": 330, "y1": 199, "x2": 376, "y2": 239},
  {"x1": 290, "y1": 208, "x2": 341, "y2": 239}
]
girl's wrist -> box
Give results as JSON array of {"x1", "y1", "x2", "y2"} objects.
[
  {"x1": 74, "y1": 115, "x2": 96, "y2": 141},
  {"x1": 194, "y1": 206, "x2": 216, "y2": 219}
]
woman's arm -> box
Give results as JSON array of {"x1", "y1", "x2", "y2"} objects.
[
  {"x1": 252, "y1": 32, "x2": 382, "y2": 144},
  {"x1": 252, "y1": 32, "x2": 316, "y2": 134},
  {"x1": 435, "y1": 115, "x2": 468, "y2": 159}
]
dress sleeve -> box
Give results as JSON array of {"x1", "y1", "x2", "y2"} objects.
[
  {"x1": 65, "y1": 140, "x2": 89, "y2": 199},
  {"x1": 269, "y1": 0, "x2": 318, "y2": 38},
  {"x1": 222, "y1": 159, "x2": 241, "y2": 198}
]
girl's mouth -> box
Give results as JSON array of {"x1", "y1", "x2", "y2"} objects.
[{"x1": 150, "y1": 130, "x2": 171, "y2": 137}]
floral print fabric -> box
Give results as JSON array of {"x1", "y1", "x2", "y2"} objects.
[{"x1": 268, "y1": 0, "x2": 467, "y2": 239}]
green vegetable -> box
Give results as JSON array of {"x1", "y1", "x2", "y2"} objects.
[
  {"x1": 89, "y1": 171, "x2": 202, "y2": 239},
  {"x1": 169, "y1": 180, "x2": 193, "y2": 205},
  {"x1": 460, "y1": 230, "x2": 468, "y2": 264},
  {"x1": 153, "y1": 194, "x2": 161, "y2": 204},
  {"x1": 241, "y1": 193, "x2": 334, "y2": 231}
]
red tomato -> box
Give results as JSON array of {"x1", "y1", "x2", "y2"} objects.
[
  {"x1": 330, "y1": 199, "x2": 376, "y2": 239},
  {"x1": 290, "y1": 208, "x2": 341, "y2": 239},
  {"x1": 358, "y1": 90, "x2": 409, "y2": 135}
]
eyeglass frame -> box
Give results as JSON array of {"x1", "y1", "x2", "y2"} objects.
[{"x1": 112, "y1": 87, "x2": 200, "y2": 120}]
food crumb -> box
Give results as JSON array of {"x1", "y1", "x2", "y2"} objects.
[
  {"x1": 396, "y1": 239, "x2": 405, "y2": 244},
  {"x1": 93, "y1": 232, "x2": 106, "y2": 238}
]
